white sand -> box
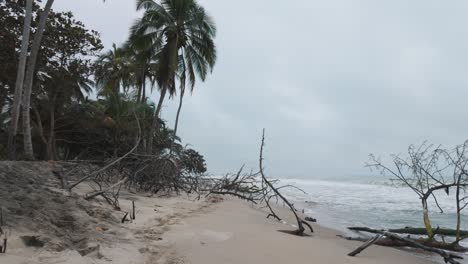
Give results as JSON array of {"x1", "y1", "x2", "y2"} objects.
[
  {"x1": 163, "y1": 199, "x2": 434, "y2": 264},
  {"x1": 4, "y1": 192, "x2": 437, "y2": 264},
  {"x1": 3, "y1": 191, "x2": 212, "y2": 264}
]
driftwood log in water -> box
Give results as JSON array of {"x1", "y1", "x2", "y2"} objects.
[
  {"x1": 388, "y1": 227, "x2": 468, "y2": 237},
  {"x1": 348, "y1": 227, "x2": 464, "y2": 264}
]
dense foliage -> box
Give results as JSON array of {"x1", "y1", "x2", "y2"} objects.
[{"x1": 0, "y1": 0, "x2": 208, "y2": 175}]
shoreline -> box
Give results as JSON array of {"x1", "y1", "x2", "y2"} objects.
[
  {"x1": 1, "y1": 176, "x2": 441, "y2": 264},
  {"x1": 162, "y1": 197, "x2": 435, "y2": 264}
]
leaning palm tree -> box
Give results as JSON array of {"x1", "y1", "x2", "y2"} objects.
[
  {"x1": 21, "y1": 0, "x2": 54, "y2": 160},
  {"x1": 8, "y1": 0, "x2": 33, "y2": 158},
  {"x1": 20, "y1": 0, "x2": 107, "y2": 159},
  {"x1": 132, "y1": 0, "x2": 217, "y2": 154}
]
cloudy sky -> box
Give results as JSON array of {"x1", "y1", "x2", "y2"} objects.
[{"x1": 54, "y1": 0, "x2": 468, "y2": 178}]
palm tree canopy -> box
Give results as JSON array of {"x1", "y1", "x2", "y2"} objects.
[
  {"x1": 94, "y1": 44, "x2": 134, "y2": 96},
  {"x1": 131, "y1": 0, "x2": 217, "y2": 95}
]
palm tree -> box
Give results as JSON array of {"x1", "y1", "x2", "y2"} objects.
[
  {"x1": 21, "y1": 0, "x2": 54, "y2": 159},
  {"x1": 124, "y1": 35, "x2": 158, "y2": 103},
  {"x1": 8, "y1": 0, "x2": 33, "y2": 158},
  {"x1": 21, "y1": 0, "x2": 107, "y2": 159},
  {"x1": 94, "y1": 44, "x2": 134, "y2": 97},
  {"x1": 132, "y1": 0, "x2": 217, "y2": 154}
]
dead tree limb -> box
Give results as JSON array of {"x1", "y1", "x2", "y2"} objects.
[
  {"x1": 259, "y1": 129, "x2": 313, "y2": 235},
  {"x1": 84, "y1": 177, "x2": 128, "y2": 200},
  {"x1": 204, "y1": 130, "x2": 314, "y2": 234},
  {"x1": 389, "y1": 227, "x2": 468, "y2": 237},
  {"x1": 264, "y1": 193, "x2": 281, "y2": 221},
  {"x1": 2, "y1": 237, "x2": 6, "y2": 253},
  {"x1": 349, "y1": 227, "x2": 463, "y2": 264},
  {"x1": 121, "y1": 212, "x2": 129, "y2": 223},
  {"x1": 348, "y1": 235, "x2": 382, "y2": 256},
  {"x1": 68, "y1": 109, "x2": 142, "y2": 191}
]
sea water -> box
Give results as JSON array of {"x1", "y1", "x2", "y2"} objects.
[
  {"x1": 279, "y1": 175, "x2": 468, "y2": 235},
  {"x1": 278, "y1": 176, "x2": 468, "y2": 262}
]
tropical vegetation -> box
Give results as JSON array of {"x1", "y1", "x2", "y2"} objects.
[{"x1": 0, "y1": 0, "x2": 216, "y2": 175}]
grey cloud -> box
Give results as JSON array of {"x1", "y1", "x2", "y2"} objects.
[{"x1": 55, "y1": 0, "x2": 468, "y2": 178}]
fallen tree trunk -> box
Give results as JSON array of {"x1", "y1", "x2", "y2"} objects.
[
  {"x1": 389, "y1": 227, "x2": 468, "y2": 237},
  {"x1": 339, "y1": 234, "x2": 468, "y2": 252},
  {"x1": 348, "y1": 227, "x2": 464, "y2": 264},
  {"x1": 349, "y1": 227, "x2": 468, "y2": 252}
]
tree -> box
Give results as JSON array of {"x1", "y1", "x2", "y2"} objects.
[
  {"x1": 131, "y1": 0, "x2": 217, "y2": 154},
  {"x1": 368, "y1": 142, "x2": 468, "y2": 240},
  {"x1": 18, "y1": 0, "x2": 106, "y2": 159},
  {"x1": 0, "y1": 1, "x2": 103, "y2": 159},
  {"x1": 8, "y1": 0, "x2": 33, "y2": 158},
  {"x1": 21, "y1": 0, "x2": 54, "y2": 159},
  {"x1": 31, "y1": 10, "x2": 102, "y2": 160},
  {"x1": 94, "y1": 44, "x2": 134, "y2": 97}
]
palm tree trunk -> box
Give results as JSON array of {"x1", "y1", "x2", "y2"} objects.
[
  {"x1": 8, "y1": 0, "x2": 33, "y2": 158},
  {"x1": 32, "y1": 104, "x2": 47, "y2": 153},
  {"x1": 147, "y1": 87, "x2": 167, "y2": 153},
  {"x1": 170, "y1": 88, "x2": 185, "y2": 154},
  {"x1": 21, "y1": 0, "x2": 55, "y2": 160},
  {"x1": 136, "y1": 84, "x2": 142, "y2": 103},
  {"x1": 141, "y1": 80, "x2": 146, "y2": 102},
  {"x1": 47, "y1": 95, "x2": 57, "y2": 160}
]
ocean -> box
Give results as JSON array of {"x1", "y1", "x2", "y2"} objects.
[{"x1": 279, "y1": 175, "x2": 468, "y2": 236}]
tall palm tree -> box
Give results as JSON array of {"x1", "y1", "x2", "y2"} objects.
[
  {"x1": 21, "y1": 0, "x2": 54, "y2": 160},
  {"x1": 132, "y1": 0, "x2": 217, "y2": 154},
  {"x1": 21, "y1": 0, "x2": 106, "y2": 159},
  {"x1": 94, "y1": 44, "x2": 134, "y2": 97},
  {"x1": 8, "y1": 0, "x2": 33, "y2": 158},
  {"x1": 124, "y1": 34, "x2": 157, "y2": 103}
]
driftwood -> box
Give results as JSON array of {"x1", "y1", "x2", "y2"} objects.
[
  {"x1": 389, "y1": 227, "x2": 468, "y2": 237},
  {"x1": 258, "y1": 129, "x2": 313, "y2": 235},
  {"x1": 121, "y1": 212, "x2": 129, "y2": 223},
  {"x1": 340, "y1": 234, "x2": 467, "y2": 252},
  {"x1": 2, "y1": 237, "x2": 6, "y2": 253},
  {"x1": 348, "y1": 234, "x2": 382, "y2": 256},
  {"x1": 206, "y1": 165, "x2": 263, "y2": 204},
  {"x1": 0, "y1": 208, "x2": 6, "y2": 253},
  {"x1": 85, "y1": 177, "x2": 128, "y2": 201},
  {"x1": 205, "y1": 130, "x2": 315, "y2": 235},
  {"x1": 348, "y1": 227, "x2": 464, "y2": 264}
]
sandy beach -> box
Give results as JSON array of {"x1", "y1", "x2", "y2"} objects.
[
  {"x1": 3, "y1": 0, "x2": 468, "y2": 263},
  {"x1": 163, "y1": 198, "x2": 431, "y2": 264},
  {"x1": 0, "y1": 162, "x2": 436, "y2": 264},
  {"x1": 3, "y1": 189, "x2": 432, "y2": 264}
]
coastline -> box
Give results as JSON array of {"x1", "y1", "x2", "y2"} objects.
[
  {"x1": 2, "y1": 183, "x2": 438, "y2": 264},
  {"x1": 163, "y1": 198, "x2": 434, "y2": 264}
]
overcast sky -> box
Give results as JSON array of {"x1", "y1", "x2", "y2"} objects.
[{"x1": 54, "y1": 0, "x2": 468, "y2": 178}]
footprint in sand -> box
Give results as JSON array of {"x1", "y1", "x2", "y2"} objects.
[{"x1": 198, "y1": 229, "x2": 233, "y2": 243}]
